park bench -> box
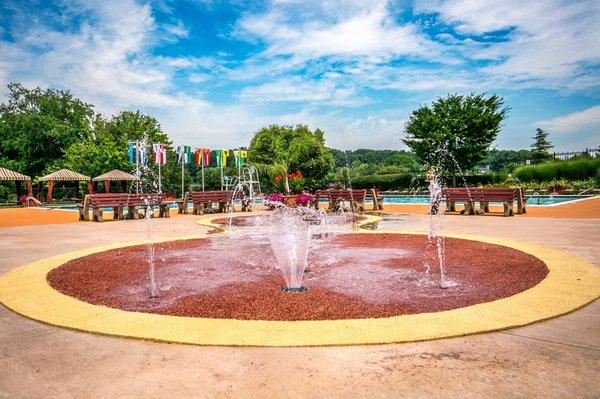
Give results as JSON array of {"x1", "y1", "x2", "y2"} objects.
[
  {"x1": 190, "y1": 191, "x2": 233, "y2": 215},
  {"x1": 79, "y1": 193, "x2": 168, "y2": 222},
  {"x1": 365, "y1": 188, "x2": 384, "y2": 211},
  {"x1": 328, "y1": 189, "x2": 367, "y2": 212},
  {"x1": 176, "y1": 192, "x2": 189, "y2": 214},
  {"x1": 126, "y1": 193, "x2": 170, "y2": 220},
  {"x1": 233, "y1": 191, "x2": 252, "y2": 212},
  {"x1": 443, "y1": 188, "x2": 478, "y2": 215},
  {"x1": 312, "y1": 189, "x2": 328, "y2": 209},
  {"x1": 443, "y1": 187, "x2": 525, "y2": 217}
]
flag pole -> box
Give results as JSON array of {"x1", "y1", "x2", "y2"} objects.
[
  {"x1": 181, "y1": 157, "x2": 184, "y2": 199},
  {"x1": 219, "y1": 149, "x2": 224, "y2": 190},
  {"x1": 201, "y1": 149, "x2": 205, "y2": 192},
  {"x1": 135, "y1": 141, "x2": 140, "y2": 194},
  {"x1": 158, "y1": 161, "x2": 162, "y2": 193}
]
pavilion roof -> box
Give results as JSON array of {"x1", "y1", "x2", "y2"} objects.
[
  {"x1": 0, "y1": 167, "x2": 30, "y2": 181},
  {"x1": 39, "y1": 168, "x2": 90, "y2": 182},
  {"x1": 92, "y1": 169, "x2": 139, "y2": 181}
]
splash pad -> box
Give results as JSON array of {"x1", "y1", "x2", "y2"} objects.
[{"x1": 0, "y1": 213, "x2": 599, "y2": 346}]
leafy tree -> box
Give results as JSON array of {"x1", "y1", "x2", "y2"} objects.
[
  {"x1": 477, "y1": 149, "x2": 533, "y2": 173},
  {"x1": 248, "y1": 124, "x2": 334, "y2": 193},
  {"x1": 59, "y1": 111, "x2": 181, "y2": 194},
  {"x1": 530, "y1": 128, "x2": 553, "y2": 164},
  {"x1": 330, "y1": 148, "x2": 418, "y2": 171},
  {"x1": 0, "y1": 83, "x2": 95, "y2": 177},
  {"x1": 403, "y1": 93, "x2": 508, "y2": 184}
]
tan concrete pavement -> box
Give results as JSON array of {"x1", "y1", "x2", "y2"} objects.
[{"x1": 0, "y1": 212, "x2": 599, "y2": 398}]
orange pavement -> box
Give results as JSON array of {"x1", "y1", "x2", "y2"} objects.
[
  {"x1": 0, "y1": 208, "x2": 79, "y2": 227},
  {"x1": 0, "y1": 197, "x2": 598, "y2": 228},
  {"x1": 381, "y1": 197, "x2": 600, "y2": 218}
]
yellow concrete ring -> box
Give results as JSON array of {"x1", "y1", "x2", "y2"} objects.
[{"x1": 0, "y1": 227, "x2": 598, "y2": 347}]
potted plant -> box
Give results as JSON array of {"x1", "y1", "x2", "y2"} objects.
[
  {"x1": 264, "y1": 192, "x2": 285, "y2": 210},
  {"x1": 296, "y1": 192, "x2": 315, "y2": 207}
]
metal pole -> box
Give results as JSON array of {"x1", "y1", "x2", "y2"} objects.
[
  {"x1": 181, "y1": 158, "x2": 184, "y2": 198},
  {"x1": 201, "y1": 150, "x2": 205, "y2": 192},
  {"x1": 135, "y1": 141, "x2": 140, "y2": 194},
  {"x1": 158, "y1": 161, "x2": 162, "y2": 193}
]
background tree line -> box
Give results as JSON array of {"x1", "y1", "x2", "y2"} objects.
[{"x1": 1, "y1": 83, "x2": 596, "y2": 203}]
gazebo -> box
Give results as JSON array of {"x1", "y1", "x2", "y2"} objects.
[
  {"x1": 92, "y1": 169, "x2": 139, "y2": 193},
  {"x1": 38, "y1": 168, "x2": 91, "y2": 203},
  {"x1": 0, "y1": 167, "x2": 33, "y2": 200}
]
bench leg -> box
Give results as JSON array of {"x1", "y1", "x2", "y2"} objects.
[
  {"x1": 461, "y1": 201, "x2": 475, "y2": 215},
  {"x1": 78, "y1": 206, "x2": 89, "y2": 221},
  {"x1": 177, "y1": 201, "x2": 188, "y2": 214},
  {"x1": 478, "y1": 201, "x2": 489, "y2": 214},
  {"x1": 503, "y1": 201, "x2": 514, "y2": 217},
  {"x1": 159, "y1": 204, "x2": 170, "y2": 218},
  {"x1": 93, "y1": 208, "x2": 103, "y2": 222},
  {"x1": 193, "y1": 203, "x2": 204, "y2": 215},
  {"x1": 128, "y1": 206, "x2": 139, "y2": 220},
  {"x1": 446, "y1": 201, "x2": 455, "y2": 212}
]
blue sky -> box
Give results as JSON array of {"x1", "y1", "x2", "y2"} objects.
[{"x1": 0, "y1": 0, "x2": 598, "y2": 151}]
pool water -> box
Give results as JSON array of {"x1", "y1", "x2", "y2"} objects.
[{"x1": 377, "y1": 195, "x2": 593, "y2": 205}]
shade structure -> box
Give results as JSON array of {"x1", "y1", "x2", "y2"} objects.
[
  {"x1": 92, "y1": 169, "x2": 140, "y2": 193},
  {"x1": 39, "y1": 168, "x2": 90, "y2": 182},
  {"x1": 38, "y1": 169, "x2": 91, "y2": 203},
  {"x1": 0, "y1": 167, "x2": 30, "y2": 181},
  {"x1": 0, "y1": 167, "x2": 33, "y2": 198},
  {"x1": 92, "y1": 169, "x2": 139, "y2": 182}
]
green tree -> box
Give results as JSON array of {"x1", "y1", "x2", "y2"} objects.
[
  {"x1": 59, "y1": 111, "x2": 181, "y2": 194},
  {"x1": 0, "y1": 83, "x2": 95, "y2": 177},
  {"x1": 403, "y1": 93, "x2": 508, "y2": 183},
  {"x1": 248, "y1": 124, "x2": 334, "y2": 193},
  {"x1": 530, "y1": 128, "x2": 553, "y2": 164},
  {"x1": 477, "y1": 149, "x2": 533, "y2": 173}
]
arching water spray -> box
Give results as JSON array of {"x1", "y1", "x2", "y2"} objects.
[{"x1": 426, "y1": 167, "x2": 456, "y2": 289}]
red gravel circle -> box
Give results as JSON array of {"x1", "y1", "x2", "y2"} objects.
[{"x1": 47, "y1": 234, "x2": 548, "y2": 321}]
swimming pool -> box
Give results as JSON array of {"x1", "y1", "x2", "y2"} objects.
[{"x1": 377, "y1": 194, "x2": 594, "y2": 205}]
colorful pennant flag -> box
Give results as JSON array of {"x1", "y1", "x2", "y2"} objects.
[
  {"x1": 195, "y1": 148, "x2": 202, "y2": 166},
  {"x1": 221, "y1": 149, "x2": 230, "y2": 167},
  {"x1": 234, "y1": 150, "x2": 248, "y2": 167},
  {"x1": 176, "y1": 145, "x2": 192, "y2": 163},
  {"x1": 215, "y1": 150, "x2": 221, "y2": 167},
  {"x1": 202, "y1": 148, "x2": 211, "y2": 166},
  {"x1": 152, "y1": 144, "x2": 167, "y2": 165},
  {"x1": 139, "y1": 143, "x2": 147, "y2": 165},
  {"x1": 128, "y1": 142, "x2": 147, "y2": 164},
  {"x1": 128, "y1": 142, "x2": 135, "y2": 163}
]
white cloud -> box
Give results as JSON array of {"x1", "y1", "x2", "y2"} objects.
[
  {"x1": 0, "y1": 0, "x2": 205, "y2": 110},
  {"x1": 415, "y1": 0, "x2": 600, "y2": 91},
  {"x1": 537, "y1": 105, "x2": 600, "y2": 135},
  {"x1": 237, "y1": 76, "x2": 368, "y2": 106},
  {"x1": 238, "y1": 0, "x2": 444, "y2": 63}
]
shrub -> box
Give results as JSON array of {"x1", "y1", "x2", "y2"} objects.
[
  {"x1": 514, "y1": 157, "x2": 600, "y2": 182},
  {"x1": 350, "y1": 174, "x2": 416, "y2": 190}
]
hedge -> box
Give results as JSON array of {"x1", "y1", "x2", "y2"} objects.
[
  {"x1": 350, "y1": 174, "x2": 417, "y2": 190},
  {"x1": 514, "y1": 157, "x2": 600, "y2": 182},
  {"x1": 350, "y1": 173, "x2": 512, "y2": 190}
]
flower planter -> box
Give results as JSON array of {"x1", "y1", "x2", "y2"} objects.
[{"x1": 283, "y1": 195, "x2": 299, "y2": 207}]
